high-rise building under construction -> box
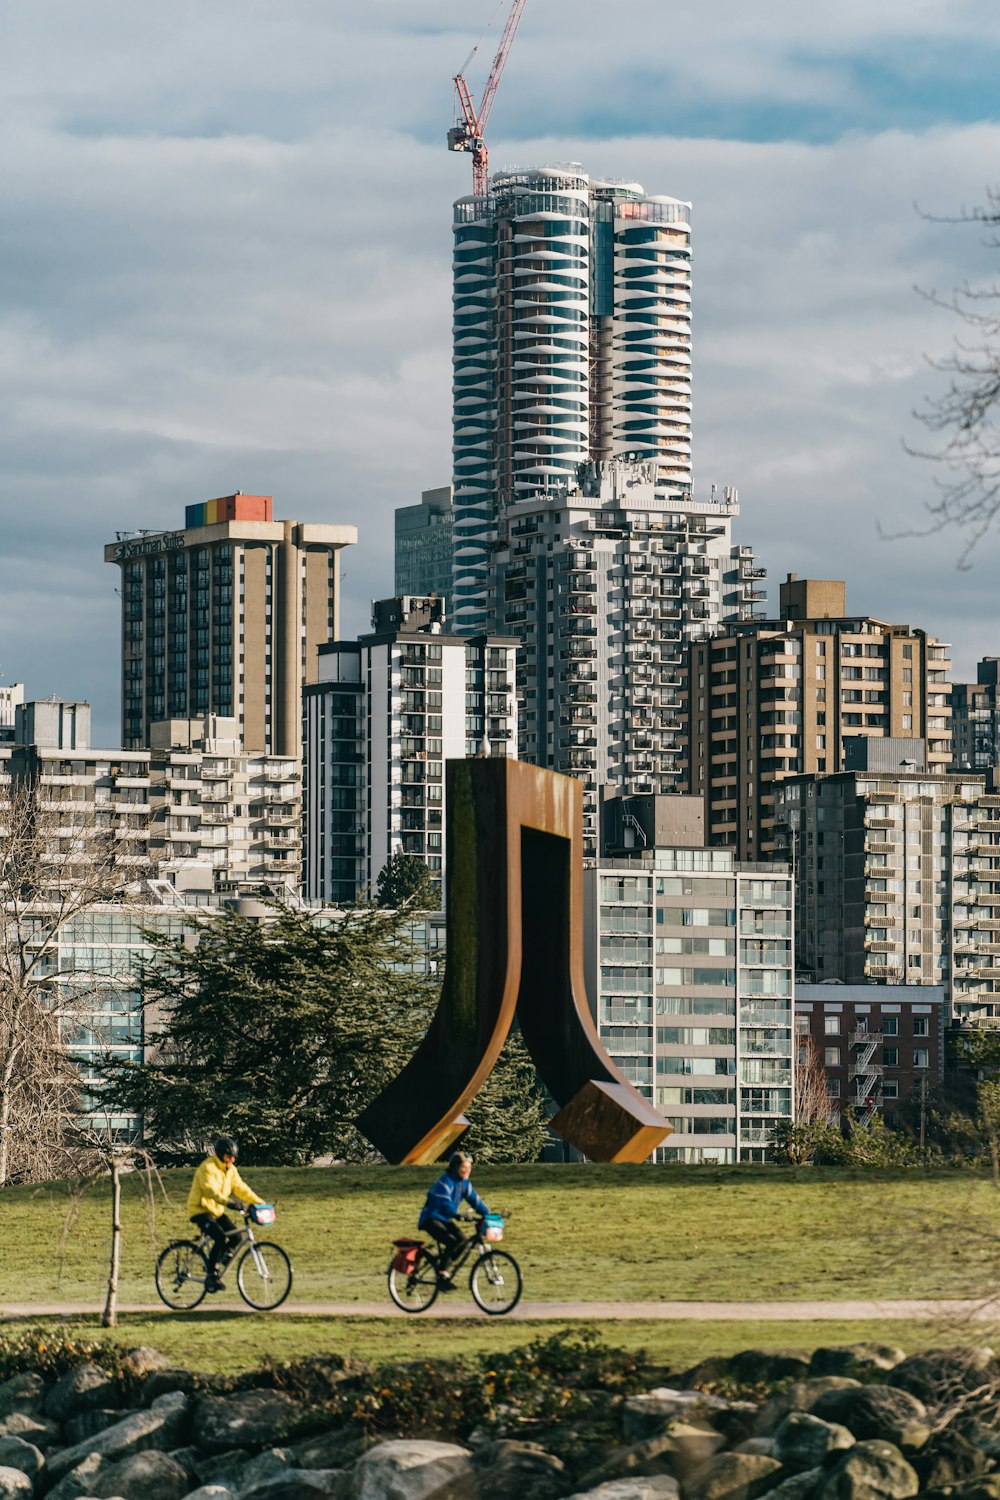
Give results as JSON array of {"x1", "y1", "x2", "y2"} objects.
[{"x1": 451, "y1": 167, "x2": 692, "y2": 634}]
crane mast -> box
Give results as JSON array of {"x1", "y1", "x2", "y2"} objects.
[{"x1": 448, "y1": 0, "x2": 528, "y2": 197}]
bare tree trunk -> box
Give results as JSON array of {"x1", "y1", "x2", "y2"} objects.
[{"x1": 102, "y1": 1155, "x2": 122, "y2": 1328}]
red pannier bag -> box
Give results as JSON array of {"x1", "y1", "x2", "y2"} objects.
[{"x1": 391, "y1": 1238, "x2": 422, "y2": 1273}]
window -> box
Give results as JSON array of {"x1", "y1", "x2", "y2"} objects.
[
  {"x1": 914, "y1": 1048, "x2": 930, "y2": 1069},
  {"x1": 824, "y1": 1015, "x2": 840, "y2": 1035},
  {"x1": 883, "y1": 1047, "x2": 898, "y2": 1067},
  {"x1": 824, "y1": 1047, "x2": 841, "y2": 1066},
  {"x1": 883, "y1": 1079, "x2": 899, "y2": 1100},
  {"x1": 827, "y1": 1078, "x2": 841, "y2": 1097},
  {"x1": 913, "y1": 1016, "x2": 929, "y2": 1037},
  {"x1": 881, "y1": 1016, "x2": 898, "y2": 1036}
]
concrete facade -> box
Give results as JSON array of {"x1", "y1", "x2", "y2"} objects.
[
  {"x1": 584, "y1": 844, "x2": 794, "y2": 1162},
  {"x1": 104, "y1": 494, "x2": 356, "y2": 754},
  {"x1": 491, "y1": 459, "x2": 762, "y2": 854},
  {"x1": 952, "y1": 658, "x2": 1000, "y2": 771},
  {"x1": 777, "y1": 767, "x2": 1000, "y2": 1024},
  {"x1": 303, "y1": 597, "x2": 518, "y2": 905},
  {"x1": 689, "y1": 576, "x2": 953, "y2": 859}
]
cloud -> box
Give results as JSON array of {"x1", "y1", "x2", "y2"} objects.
[{"x1": 3, "y1": 3, "x2": 1000, "y2": 744}]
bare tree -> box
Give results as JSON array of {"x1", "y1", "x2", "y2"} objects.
[
  {"x1": 795, "y1": 1036, "x2": 839, "y2": 1127},
  {"x1": 907, "y1": 190, "x2": 1000, "y2": 561},
  {"x1": 0, "y1": 771, "x2": 148, "y2": 1185}
]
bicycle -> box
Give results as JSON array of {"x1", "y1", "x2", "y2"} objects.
[
  {"x1": 387, "y1": 1212, "x2": 522, "y2": 1315},
  {"x1": 155, "y1": 1202, "x2": 292, "y2": 1311}
]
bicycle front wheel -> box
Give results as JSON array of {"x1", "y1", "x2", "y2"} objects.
[
  {"x1": 155, "y1": 1240, "x2": 209, "y2": 1310},
  {"x1": 387, "y1": 1248, "x2": 440, "y2": 1313},
  {"x1": 236, "y1": 1241, "x2": 292, "y2": 1311},
  {"x1": 469, "y1": 1249, "x2": 522, "y2": 1315}
]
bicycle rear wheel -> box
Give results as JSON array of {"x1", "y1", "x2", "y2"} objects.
[
  {"x1": 469, "y1": 1249, "x2": 522, "y2": 1315},
  {"x1": 236, "y1": 1241, "x2": 292, "y2": 1310},
  {"x1": 155, "y1": 1240, "x2": 209, "y2": 1310},
  {"x1": 387, "y1": 1248, "x2": 440, "y2": 1313}
]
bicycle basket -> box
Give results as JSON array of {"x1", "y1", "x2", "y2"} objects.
[
  {"x1": 249, "y1": 1203, "x2": 276, "y2": 1226},
  {"x1": 391, "y1": 1238, "x2": 422, "y2": 1273},
  {"x1": 483, "y1": 1213, "x2": 504, "y2": 1242}
]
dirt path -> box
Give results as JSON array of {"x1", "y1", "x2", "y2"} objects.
[{"x1": 3, "y1": 1297, "x2": 1000, "y2": 1320}]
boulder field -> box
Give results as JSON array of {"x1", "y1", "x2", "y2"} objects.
[{"x1": 0, "y1": 1340, "x2": 998, "y2": 1500}]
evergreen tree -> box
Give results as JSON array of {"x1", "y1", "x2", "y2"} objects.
[
  {"x1": 95, "y1": 904, "x2": 437, "y2": 1164},
  {"x1": 374, "y1": 853, "x2": 437, "y2": 910},
  {"x1": 461, "y1": 1028, "x2": 547, "y2": 1164}
]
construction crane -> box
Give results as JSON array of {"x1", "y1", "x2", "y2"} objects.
[{"x1": 448, "y1": 0, "x2": 528, "y2": 197}]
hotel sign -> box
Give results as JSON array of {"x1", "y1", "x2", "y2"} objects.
[{"x1": 114, "y1": 531, "x2": 186, "y2": 560}]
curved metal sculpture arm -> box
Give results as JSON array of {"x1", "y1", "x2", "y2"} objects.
[{"x1": 356, "y1": 759, "x2": 670, "y2": 1164}]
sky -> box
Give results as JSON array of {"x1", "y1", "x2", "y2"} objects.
[{"x1": 4, "y1": 0, "x2": 1000, "y2": 744}]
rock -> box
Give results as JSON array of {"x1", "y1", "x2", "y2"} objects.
[
  {"x1": 565, "y1": 1481, "x2": 680, "y2": 1500},
  {"x1": 193, "y1": 1394, "x2": 315, "y2": 1453},
  {"x1": 580, "y1": 1429, "x2": 726, "y2": 1492},
  {"x1": 809, "y1": 1386, "x2": 929, "y2": 1450},
  {"x1": 141, "y1": 1374, "x2": 200, "y2": 1409},
  {"x1": 761, "y1": 1472, "x2": 822, "y2": 1500},
  {"x1": 0, "y1": 1468, "x2": 32, "y2": 1500},
  {"x1": 887, "y1": 1348, "x2": 1000, "y2": 1405},
  {"x1": 808, "y1": 1345, "x2": 905, "y2": 1381},
  {"x1": 182, "y1": 1490, "x2": 237, "y2": 1500},
  {"x1": 351, "y1": 1439, "x2": 474, "y2": 1500},
  {"x1": 813, "y1": 1440, "x2": 919, "y2": 1499},
  {"x1": 724, "y1": 1351, "x2": 811, "y2": 1386},
  {"x1": 772, "y1": 1413, "x2": 855, "y2": 1471},
  {"x1": 0, "y1": 1438, "x2": 44, "y2": 1483},
  {"x1": 120, "y1": 1351, "x2": 173, "y2": 1383},
  {"x1": 679, "y1": 1451, "x2": 783, "y2": 1499},
  {"x1": 946, "y1": 1482, "x2": 1000, "y2": 1500},
  {"x1": 241, "y1": 1472, "x2": 347, "y2": 1500},
  {"x1": 46, "y1": 1403, "x2": 190, "y2": 1483},
  {"x1": 45, "y1": 1365, "x2": 119, "y2": 1423},
  {"x1": 64, "y1": 1410, "x2": 137, "y2": 1447},
  {"x1": 237, "y1": 1449, "x2": 295, "y2": 1493},
  {"x1": 622, "y1": 1393, "x2": 735, "y2": 1444},
  {"x1": 754, "y1": 1380, "x2": 861, "y2": 1437},
  {"x1": 91, "y1": 1450, "x2": 191, "y2": 1500},
  {"x1": 914, "y1": 1429, "x2": 988, "y2": 1491},
  {"x1": 729, "y1": 1441, "x2": 774, "y2": 1458},
  {"x1": 0, "y1": 1414, "x2": 61, "y2": 1449},
  {"x1": 45, "y1": 1453, "x2": 107, "y2": 1500},
  {"x1": 190, "y1": 1452, "x2": 250, "y2": 1488},
  {"x1": 291, "y1": 1431, "x2": 363, "y2": 1473},
  {"x1": 471, "y1": 1439, "x2": 566, "y2": 1499},
  {"x1": 0, "y1": 1377, "x2": 46, "y2": 1421}
]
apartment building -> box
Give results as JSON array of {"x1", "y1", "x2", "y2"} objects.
[
  {"x1": 776, "y1": 763, "x2": 1000, "y2": 1024},
  {"x1": 795, "y1": 982, "x2": 945, "y2": 1126},
  {"x1": 584, "y1": 797, "x2": 794, "y2": 1162},
  {"x1": 105, "y1": 494, "x2": 356, "y2": 753},
  {"x1": 491, "y1": 459, "x2": 762, "y2": 854},
  {"x1": 0, "y1": 702, "x2": 301, "y2": 897},
  {"x1": 689, "y1": 576, "x2": 953, "y2": 859},
  {"x1": 452, "y1": 167, "x2": 694, "y2": 635},
  {"x1": 952, "y1": 658, "x2": 1000, "y2": 771},
  {"x1": 303, "y1": 597, "x2": 517, "y2": 905},
  {"x1": 395, "y1": 486, "x2": 454, "y2": 605}
]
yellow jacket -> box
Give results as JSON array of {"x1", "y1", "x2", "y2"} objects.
[{"x1": 187, "y1": 1153, "x2": 264, "y2": 1220}]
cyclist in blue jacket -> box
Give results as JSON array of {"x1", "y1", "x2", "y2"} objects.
[{"x1": 418, "y1": 1150, "x2": 490, "y2": 1289}]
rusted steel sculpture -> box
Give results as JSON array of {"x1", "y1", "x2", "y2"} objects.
[{"x1": 356, "y1": 758, "x2": 670, "y2": 1164}]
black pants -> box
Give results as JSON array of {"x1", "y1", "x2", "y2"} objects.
[
  {"x1": 191, "y1": 1212, "x2": 239, "y2": 1275},
  {"x1": 425, "y1": 1218, "x2": 464, "y2": 1270}
]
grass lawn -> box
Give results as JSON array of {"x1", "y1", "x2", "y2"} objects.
[
  {"x1": 4, "y1": 1313, "x2": 999, "y2": 1377},
  {"x1": 3, "y1": 1163, "x2": 1000, "y2": 1317}
]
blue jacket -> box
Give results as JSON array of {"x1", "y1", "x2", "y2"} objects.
[{"x1": 418, "y1": 1170, "x2": 489, "y2": 1229}]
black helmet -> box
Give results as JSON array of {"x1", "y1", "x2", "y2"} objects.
[
  {"x1": 448, "y1": 1150, "x2": 472, "y2": 1175},
  {"x1": 213, "y1": 1136, "x2": 238, "y2": 1161}
]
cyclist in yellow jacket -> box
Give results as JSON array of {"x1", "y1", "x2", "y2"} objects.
[{"x1": 186, "y1": 1137, "x2": 264, "y2": 1292}]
